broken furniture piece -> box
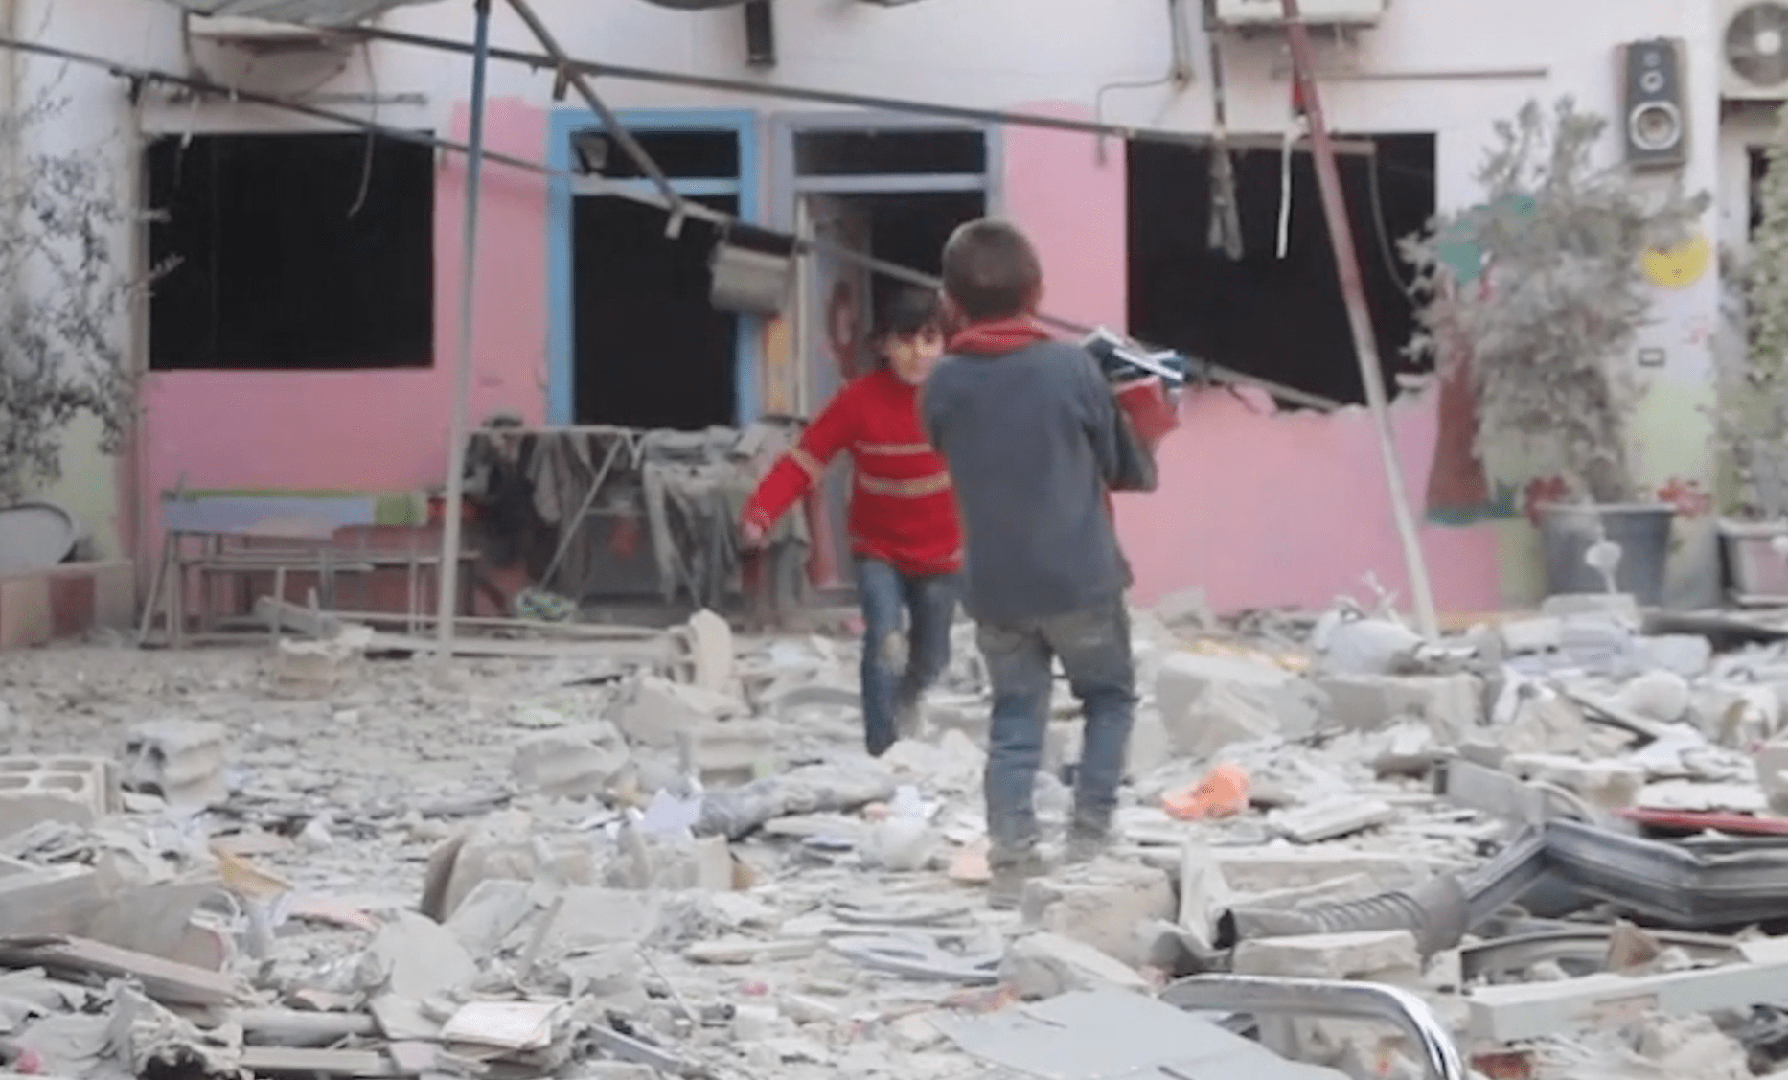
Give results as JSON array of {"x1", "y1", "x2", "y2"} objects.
[
  {"x1": 1160, "y1": 975, "x2": 1465, "y2": 1080},
  {"x1": 140, "y1": 497, "x2": 481, "y2": 647}
]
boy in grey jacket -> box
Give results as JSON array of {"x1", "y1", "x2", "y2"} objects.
[{"x1": 920, "y1": 219, "x2": 1137, "y2": 908}]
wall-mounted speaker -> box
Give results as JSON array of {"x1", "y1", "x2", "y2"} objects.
[
  {"x1": 1622, "y1": 37, "x2": 1689, "y2": 171},
  {"x1": 744, "y1": 0, "x2": 775, "y2": 67}
]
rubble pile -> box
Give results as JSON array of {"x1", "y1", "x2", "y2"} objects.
[{"x1": 7, "y1": 591, "x2": 1788, "y2": 1080}]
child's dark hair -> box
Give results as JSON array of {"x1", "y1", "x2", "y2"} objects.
[
  {"x1": 941, "y1": 218, "x2": 1043, "y2": 322},
  {"x1": 876, "y1": 287, "x2": 943, "y2": 340}
]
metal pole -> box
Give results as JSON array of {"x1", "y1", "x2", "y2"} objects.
[
  {"x1": 436, "y1": 0, "x2": 493, "y2": 649},
  {"x1": 503, "y1": 0, "x2": 686, "y2": 222},
  {"x1": 1278, "y1": 0, "x2": 1439, "y2": 637}
]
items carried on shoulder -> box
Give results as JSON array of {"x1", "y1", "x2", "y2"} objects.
[{"x1": 1081, "y1": 328, "x2": 1193, "y2": 493}]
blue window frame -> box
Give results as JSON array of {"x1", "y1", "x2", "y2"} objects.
[{"x1": 546, "y1": 108, "x2": 761, "y2": 427}]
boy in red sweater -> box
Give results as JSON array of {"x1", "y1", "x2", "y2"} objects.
[{"x1": 741, "y1": 290, "x2": 962, "y2": 757}]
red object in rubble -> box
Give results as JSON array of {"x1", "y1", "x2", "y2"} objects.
[
  {"x1": 1113, "y1": 377, "x2": 1182, "y2": 451},
  {"x1": 1618, "y1": 807, "x2": 1788, "y2": 837}
]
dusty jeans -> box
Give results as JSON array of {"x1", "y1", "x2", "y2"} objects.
[
  {"x1": 976, "y1": 600, "x2": 1135, "y2": 862},
  {"x1": 858, "y1": 559, "x2": 958, "y2": 757}
]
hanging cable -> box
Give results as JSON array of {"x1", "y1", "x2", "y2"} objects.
[
  {"x1": 0, "y1": 33, "x2": 1345, "y2": 413},
  {"x1": 1365, "y1": 142, "x2": 1416, "y2": 299},
  {"x1": 347, "y1": 40, "x2": 376, "y2": 217}
]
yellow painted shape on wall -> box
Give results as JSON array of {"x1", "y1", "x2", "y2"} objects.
[{"x1": 1641, "y1": 233, "x2": 1711, "y2": 289}]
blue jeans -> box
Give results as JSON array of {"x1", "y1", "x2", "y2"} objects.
[
  {"x1": 857, "y1": 559, "x2": 958, "y2": 757},
  {"x1": 976, "y1": 600, "x2": 1135, "y2": 862}
]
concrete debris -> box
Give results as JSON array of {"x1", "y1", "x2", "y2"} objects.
[
  {"x1": 510, "y1": 722, "x2": 631, "y2": 799},
  {"x1": 1232, "y1": 929, "x2": 1421, "y2": 980},
  {"x1": 122, "y1": 720, "x2": 228, "y2": 808},
  {"x1": 998, "y1": 931, "x2": 1149, "y2": 999},
  {"x1": 12, "y1": 599, "x2": 1788, "y2": 1080}
]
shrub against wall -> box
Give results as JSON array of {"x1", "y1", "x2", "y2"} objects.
[
  {"x1": 1402, "y1": 98, "x2": 1707, "y2": 506},
  {"x1": 0, "y1": 96, "x2": 143, "y2": 506}
]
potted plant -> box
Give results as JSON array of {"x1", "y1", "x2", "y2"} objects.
[
  {"x1": 1712, "y1": 108, "x2": 1788, "y2": 602},
  {"x1": 1403, "y1": 97, "x2": 1708, "y2": 605}
]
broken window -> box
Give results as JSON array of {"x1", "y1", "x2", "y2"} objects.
[
  {"x1": 1126, "y1": 133, "x2": 1436, "y2": 406},
  {"x1": 147, "y1": 131, "x2": 435, "y2": 372}
]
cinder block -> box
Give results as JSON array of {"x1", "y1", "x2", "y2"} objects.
[
  {"x1": 0, "y1": 755, "x2": 120, "y2": 837},
  {"x1": 125, "y1": 721, "x2": 229, "y2": 808}
]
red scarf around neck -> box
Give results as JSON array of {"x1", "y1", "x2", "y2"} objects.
[{"x1": 947, "y1": 316, "x2": 1051, "y2": 356}]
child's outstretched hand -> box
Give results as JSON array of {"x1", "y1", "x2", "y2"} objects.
[{"x1": 739, "y1": 519, "x2": 768, "y2": 549}]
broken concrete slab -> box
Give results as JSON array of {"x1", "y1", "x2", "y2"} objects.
[
  {"x1": 1020, "y1": 862, "x2": 1175, "y2": 966},
  {"x1": 998, "y1": 932, "x2": 1149, "y2": 1000},
  {"x1": 510, "y1": 722, "x2": 630, "y2": 799},
  {"x1": 613, "y1": 676, "x2": 744, "y2": 749},
  {"x1": 1232, "y1": 930, "x2": 1421, "y2": 980},
  {"x1": 1270, "y1": 796, "x2": 1396, "y2": 843},
  {"x1": 369, "y1": 911, "x2": 477, "y2": 999},
  {"x1": 0, "y1": 935, "x2": 244, "y2": 1006},
  {"x1": 1467, "y1": 935, "x2": 1788, "y2": 1042},
  {"x1": 1315, "y1": 673, "x2": 1483, "y2": 739},
  {"x1": 1155, "y1": 652, "x2": 1323, "y2": 752}
]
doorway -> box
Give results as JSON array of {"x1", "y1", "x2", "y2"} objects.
[
  {"x1": 572, "y1": 193, "x2": 737, "y2": 429},
  {"x1": 775, "y1": 117, "x2": 997, "y2": 587}
]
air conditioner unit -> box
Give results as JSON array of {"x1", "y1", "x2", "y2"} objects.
[
  {"x1": 1211, "y1": 0, "x2": 1387, "y2": 29},
  {"x1": 1722, "y1": 0, "x2": 1788, "y2": 100}
]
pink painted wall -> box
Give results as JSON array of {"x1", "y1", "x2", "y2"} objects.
[
  {"x1": 138, "y1": 99, "x2": 550, "y2": 550},
  {"x1": 1003, "y1": 102, "x2": 1502, "y2": 614}
]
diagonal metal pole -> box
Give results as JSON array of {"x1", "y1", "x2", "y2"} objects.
[
  {"x1": 435, "y1": 0, "x2": 494, "y2": 650},
  {"x1": 503, "y1": 0, "x2": 686, "y2": 227},
  {"x1": 1278, "y1": 0, "x2": 1439, "y2": 637}
]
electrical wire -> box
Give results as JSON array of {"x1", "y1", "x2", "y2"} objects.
[
  {"x1": 347, "y1": 40, "x2": 376, "y2": 218},
  {"x1": 343, "y1": 22, "x2": 1375, "y2": 159},
  {"x1": 0, "y1": 32, "x2": 1346, "y2": 413},
  {"x1": 1364, "y1": 141, "x2": 1415, "y2": 300}
]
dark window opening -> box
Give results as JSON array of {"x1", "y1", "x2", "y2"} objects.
[
  {"x1": 578, "y1": 130, "x2": 741, "y2": 180},
  {"x1": 572, "y1": 193, "x2": 738, "y2": 430},
  {"x1": 1127, "y1": 134, "x2": 1437, "y2": 406},
  {"x1": 147, "y1": 131, "x2": 435, "y2": 372},
  {"x1": 861, "y1": 190, "x2": 986, "y2": 322},
  {"x1": 795, "y1": 129, "x2": 986, "y2": 176}
]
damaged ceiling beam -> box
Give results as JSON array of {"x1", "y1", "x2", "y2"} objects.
[{"x1": 500, "y1": 0, "x2": 688, "y2": 230}]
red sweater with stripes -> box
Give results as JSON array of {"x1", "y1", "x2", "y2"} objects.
[{"x1": 742, "y1": 367, "x2": 963, "y2": 576}]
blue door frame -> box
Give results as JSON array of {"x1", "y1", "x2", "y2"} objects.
[{"x1": 546, "y1": 108, "x2": 762, "y2": 427}]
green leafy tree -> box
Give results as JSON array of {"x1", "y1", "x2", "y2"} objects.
[
  {"x1": 0, "y1": 96, "x2": 143, "y2": 505},
  {"x1": 1402, "y1": 97, "x2": 1708, "y2": 505}
]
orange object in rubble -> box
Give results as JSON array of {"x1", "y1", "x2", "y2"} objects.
[{"x1": 1162, "y1": 764, "x2": 1250, "y2": 821}]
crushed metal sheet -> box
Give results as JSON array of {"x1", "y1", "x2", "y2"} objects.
[{"x1": 936, "y1": 989, "x2": 1348, "y2": 1080}]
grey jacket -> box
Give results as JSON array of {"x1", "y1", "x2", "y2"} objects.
[{"x1": 920, "y1": 340, "x2": 1132, "y2": 625}]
